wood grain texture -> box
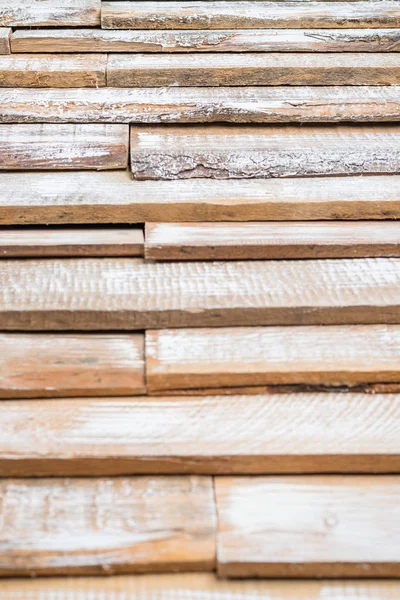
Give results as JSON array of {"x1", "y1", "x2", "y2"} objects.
[
  {"x1": 2, "y1": 392, "x2": 400, "y2": 476},
  {"x1": 0, "y1": 55, "x2": 106, "y2": 88},
  {"x1": 0, "y1": 333, "x2": 145, "y2": 399},
  {"x1": 216, "y1": 476, "x2": 400, "y2": 577},
  {"x1": 1, "y1": 258, "x2": 400, "y2": 330},
  {"x1": 130, "y1": 124, "x2": 400, "y2": 180},
  {"x1": 0, "y1": 228, "x2": 143, "y2": 258},
  {"x1": 146, "y1": 325, "x2": 400, "y2": 392},
  {"x1": 0, "y1": 124, "x2": 128, "y2": 171},
  {"x1": 0, "y1": 476, "x2": 216, "y2": 576},
  {"x1": 145, "y1": 221, "x2": 400, "y2": 261},
  {"x1": 101, "y1": 1, "x2": 400, "y2": 30},
  {"x1": 0, "y1": 28, "x2": 9, "y2": 55},
  {"x1": 108, "y1": 53, "x2": 400, "y2": 87},
  {"x1": 0, "y1": 0, "x2": 100, "y2": 27}
]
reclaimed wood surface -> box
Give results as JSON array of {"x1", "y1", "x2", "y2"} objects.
[
  {"x1": 2, "y1": 392, "x2": 400, "y2": 476},
  {"x1": 216, "y1": 476, "x2": 400, "y2": 577},
  {"x1": 0, "y1": 476, "x2": 216, "y2": 576},
  {"x1": 0, "y1": 0, "x2": 100, "y2": 27},
  {"x1": 101, "y1": 1, "x2": 400, "y2": 30},
  {"x1": 146, "y1": 325, "x2": 400, "y2": 392},
  {"x1": 145, "y1": 221, "x2": 400, "y2": 261},
  {"x1": 0, "y1": 258, "x2": 399, "y2": 330},
  {"x1": 0, "y1": 124, "x2": 128, "y2": 171},
  {"x1": 0, "y1": 28, "x2": 9, "y2": 54},
  {"x1": 130, "y1": 124, "x2": 400, "y2": 180},
  {"x1": 0, "y1": 333, "x2": 145, "y2": 399}
]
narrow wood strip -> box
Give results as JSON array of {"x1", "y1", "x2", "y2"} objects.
[
  {"x1": 130, "y1": 124, "x2": 400, "y2": 180},
  {"x1": 145, "y1": 222, "x2": 400, "y2": 261},
  {"x1": 0, "y1": 258, "x2": 399, "y2": 330},
  {"x1": 0, "y1": 124, "x2": 128, "y2": 171},
  {"x1": 101, "y1": 1, "x2": 400, "y2": 30},
  {"x1": 0, "y1": 28, "x2": 10, "y2": 54},
  {"x1": 0, "y1": 333, "x2": 145, "y2": 398},
  {"x1": 146, "y1": 325, "x2": 400, "y2": 392},
  {"x1": 0, "y1": 477, "x2": 215, "y2": 576},
  {"x1": 216, "y1": 476, "x2": 400, "y2": 577},
  {"x1": 108, "y1": 53, "x2": 400, "y2": 87},
  {"x1": 0, "y1": 0, "x2": 100, "y2": 27},
  {"x1": 2, "y1": 392, "x2": 400, "y2": 476}
]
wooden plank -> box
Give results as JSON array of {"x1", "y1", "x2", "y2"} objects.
[
  {"x1": 0, "y1": 0, "x2": 100, "y2": 27},
  {"x1": 145, "y1": 221, "x2": 400, "y2": 261},
  {"x1": 216, "y1": 476, "x2": 400, "y2": 577},
  {"x1": 0, "y1": 28, "x2": 10, "y2": 54},
  {"x1": 0, "y1": 124, "x2": 128, "y2": 171},
  {"x1": 0, "y1": 333, "x2": 145, "y2": 399},
  {"x1": 108, "y1": 53, "x2": 400, "y2": 87},
  {"x1": 0, "y1": 227, "x2": 143, "y2": 258},
  {"x1": 146, "y1": 325, "x2": 400, "y2": 392},
  {"x1": 0, "y1": 476, "x2": 216, "y2": 576},
  {"x1": 130, "y1": 124, "x2": 400, "y2": 180},
  {"x1": 0, "y1": 55, "x2": 106, "y2": 88},
  {"x1": 1, "y1": 258, "x2": 400, "y2": 330},
  {"x1": 101, "y1": 1, "x2": 400, "y2": 30},
  {"x1": 0, "y1": 172, "x2": 400, "y2": 225},
  {"x1": 2, "y1": 392, "x2": 400, "y2": 476}
]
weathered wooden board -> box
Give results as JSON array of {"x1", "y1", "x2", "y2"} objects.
[
  {"x1": 130, "y1": 124, "x2": 400, "y2": 180},
  {"x1": 0, "y1": 476, "x2": 216, "y2": 576},
  {"x1": 0, "y1": 28, "x2": 10, "y2": 54},
  {"x1": 145, "y1": 222, "x2": 400, "y2": 261},
  {"x1": 1, "y1": 258, "x2": 400, "y2": 330},
  {"x1": 0, "y1": 55, "x2": 106, "y2": 88},
  {"x1": 101, "y1": 1, "x2": 400, "y2": 30},
  {"x1": 1, "y1": 172, "x2": 400, "y2": 225},
  {"x1": 146, "y1": 325, "x2": 400, "y2": 392},
  {"x1": 2, "y1": 392, "x2": 400, "y2": 476},
  {"x1": 0, "y1": 333, "x2": 145, "y2": 398},
  {"x1": 0, "y1": 228, "x2": 143, "y2": 258},
  {"x1": 0, "y1": 124, "x2": 128, "y2": 171},
  {"x1": 216, "y1": 476, "x2": 400, "y2": 577},
  {"x1": 0, "y1": 0, "x2": 100, "y2": 27},
  {"x1": 108, "y1": 53, "x2": 400, "y2": 87}
]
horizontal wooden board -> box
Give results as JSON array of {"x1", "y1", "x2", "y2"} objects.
[
  {"x1": 146, "y1": 325, "x2": 400, "y2": 391},
  {"x1": 0, "y1": 124, "x2": 128, "y2": 171},
  {"x1": 1, "y1": 258, "x2": 400, "y2": 330},
  {"x1": 2, "y1": 392, "x2": 400, "y2": 476},
  {"x1": 216, "y1": 476, "x2": 400, "y2": 577},
  {"x1": 130, "y1": 124, "x2": 400, "y2": 180},
  {"x1": 101, "y1": 1, "x2": 400, "y2": 30},
  {"x1": 0, "y1": 333, "x2": 145, "y2": 398},
  {"x1": 0, "y1": 55, "x2": 106, "y2": 88},
  {"x1": 0, "y1": 0, "x2": 100, "y2": 27},
  {"x1": 145, "y1": 221, "x2": 400, "y2": 261},
  {"x1": 1, "y1": 172, "x2": 400, "y2": 225},
  {"x1": 0, "y1": 28, "x2": 9, "y2": 54},
  {"x1": 0, "y1": 228, "x2": 143, "y2": 258},
  {"x1": 0, "y1": 476, "x2": 216, "y2": 576},
  {"x1": 108, "y1": 53, "x2": 400, "y2": 87}
]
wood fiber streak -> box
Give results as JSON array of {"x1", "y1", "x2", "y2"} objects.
[
  {"x1": 0, "y1": 28, "x2": 10, "y2": 54},
  {"x1": 216, "y1": 476, "x2": 400, "y2": 577},
  {"x1": 0, "y1": 333, "x2": 145, "y2": 398},
  {"x1": 0, "y1": 477, "x2": 216, "y2": 576},
  {"x1": 0, "y1": 0, "x2": 100, "y2": 27}
]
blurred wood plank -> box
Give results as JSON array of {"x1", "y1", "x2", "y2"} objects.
[
  {"x1": 0, "y1": 28, "x2": 10, "y2": 54},
  {"x1": 0, "y1": 0, "x2": 100, "y2": 27},
  {"x1": 0, "y1": 476, "x2": 215, "y2": 576},
  {"x1": 216, "y1": 476, "x2": 400, "y2": 577},
  {"x1": 0, "y1": 333, "x2": 145, "y2": 398}
]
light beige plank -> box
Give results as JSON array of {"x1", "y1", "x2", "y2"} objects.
[
  {"x1": 146, "y1": 325, "x2": 400, "y2": 392},
  {"x1": 131, "y1": 124, "x2": 400, "y2": 180},
  {"x1": 0, "y1": 124, "x2": 128, "y2": 170},
  {"x1": 0, "y1": 28, "x2": 10, "y2": 54},
  {"x1": 0, "y1": 0, "x2": 100, "y2": 27},
  {"x1": 0, "y1": 333, "x2": 145, "y2": 399},
  {"x1": 0, "y1": 477, "x2": 215, "y2": 576},
  {"x1": 216, "y1": 476, "x2": 400, "y2": 577}
]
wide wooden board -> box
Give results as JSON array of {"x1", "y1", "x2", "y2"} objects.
[
  {"x1": 146, "y1": 325, "x2": 400, "y2": 391},
  {"x1": 216, "y1": 476, "x2": 400, "y2": 577},
  {"x1": 0, "y1": 476, "x2": 216, "y2": 576},
  {"x1": 0, "y1": 333, "x2": 145, "y2": 398},
  {"x1": 0, "y1": 124, "x2": 128, "y2": 171},
  {"x1": 0, "y1": 258, "x2": 399, "y2": 330},
  {"x1": 130, "y1": 124, "x2": 400, "y2": 180},
  {"x1": 145, "y1": 222, "x2": 400, "y2": 261},
  {"x1": 0, "y1": 28, "x2": 9, "y2": 54},
  {"x1": 0, "y1": 0, "x2": 100, "y2": 27}
]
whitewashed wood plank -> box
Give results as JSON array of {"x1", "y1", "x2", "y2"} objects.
[{"x1": 0, "y1": 0, "x2": 100, "y2": 27}]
